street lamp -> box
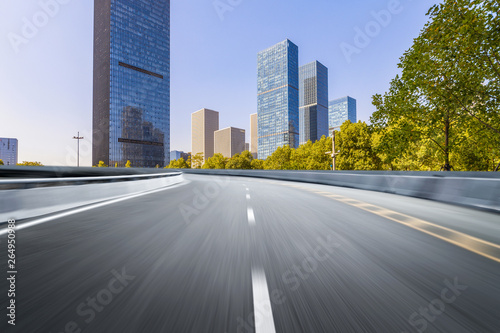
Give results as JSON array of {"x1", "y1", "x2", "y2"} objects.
[
  {"x1": 72, "y1": 132, "x2": 84, "y2": 167},
  {"x1": 325, "y1": 130, "x2": 339, "y2": 171}
]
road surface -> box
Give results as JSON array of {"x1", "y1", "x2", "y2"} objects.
[{"x1": 1, "y1": 174, "x2": 499, "y2": 332}]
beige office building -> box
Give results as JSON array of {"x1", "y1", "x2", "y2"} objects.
[
  {"x1": 250, "y1": 113, "x2": 258, "y2": 159},
  {"x1": 191, "y1": 108, "x2": 219, "y2": 162},
  {"x1": 214, "y1": 127, "x2": 246, "y2": 158}
]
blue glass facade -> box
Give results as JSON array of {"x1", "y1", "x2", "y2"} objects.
[
  {"x1": 170, "y1": 150, "x2": 189, "y2": 162},
  {"x1": 0, "y1": 138, "x2": 18, "y2": 166},
  {"x1": 257, "y1": 39, "x2": 299, "y2": 160},
  {"x1": 299, "y1": 61, "x2": 329, "y2": 144},
  {"x1": 328, "y1": 96, "x2": 357, "y2": 132},
  {"x1": 93, "y1": 0, "x2": 170, "y2": 168}
]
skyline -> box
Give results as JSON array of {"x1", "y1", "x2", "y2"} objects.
[{"x1": 0, "y1": 0, "x2": 439, "y2": 166}]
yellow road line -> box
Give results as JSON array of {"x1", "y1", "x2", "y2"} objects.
[{"x1": 291, "y1": 184, "x2": 500, "y2": 264}]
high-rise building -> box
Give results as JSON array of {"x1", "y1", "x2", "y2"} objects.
[
  {"x1": 257, "y1": 39, "x2": 299, "y2": 159},
  {"x1": 299, "y1": 61, "x2": 329, "y2": 144},
  {"x1": 93, "y1": 0, "x2": 170, "y2": 168},
  {"x1": 214, "y1": 127, "x2": 246, "y2": 159},
  {"x1": 191, "y1": 108, "x2": 219, "y2": 161},
  {"x1": 0, "y1": 138, "x2": 18, "y2": 166},
  {"x1": 329, "y1": 96, "x2": 357, "y2": 132},
  {"x1": 250, "y1": 113, "x2": 258, "y2": 159}
]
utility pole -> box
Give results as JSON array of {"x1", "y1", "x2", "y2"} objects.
[
  {"x1": 325, "y1": 130, "x2": 339, "y2": 171},
  {"x1": 72, "y1": 132, "x2": 84, "y2": 167}
]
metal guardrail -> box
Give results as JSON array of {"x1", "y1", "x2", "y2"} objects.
[
  {"x1": 0, "y1": 172, "x2": 182, "y2": 190},
  {"x1": 0, "y1": 171, "x2": 184, "y2": 221},
  {"x1": 179, "y1": 169, "x2": 500, "y2": 213}
]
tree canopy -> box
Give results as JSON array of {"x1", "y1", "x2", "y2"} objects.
[
  {"x1": 17, "y1": 161, "x2": 44, "y2": 166},
  {"x1": 371, "y1": 0, "x2": 499, "y2": 171}
]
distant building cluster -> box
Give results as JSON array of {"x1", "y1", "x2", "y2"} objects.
[
  {"x1": 191, "y1": 108, "x2": 247, "y2": 162},
  {"x1": 255, "y1": 39, "x2": 357, "y2": 159},
  {"x1": 0, "y1": 138, "x2": 18, "y2": 166},
  {"x1": 187, "y1": 39, "x2": 358, "y2": 163},
  {"x1": 170, "y1": 150, "x2": 190, "y2": 162}
]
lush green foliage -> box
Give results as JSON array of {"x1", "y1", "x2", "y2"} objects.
[
  {"x1": 203, "y1": 154, "x2": 228, "y2": 169},
  {"x1": 17, "y1": 161, "x2": 44, "y2": 166},
  {"x1": 371, "y1": 0, "x2": 499, "y2": 171},
  {"x1": 194, "y1": 126, "x2": 383, "y2": 171},
  {"x1": 166, "y1": 157, "x2": 190, "y2": 169},
  {"x1": 0, "y1": 159, "x2": 3, "y2": 166},
  {"x1": 226, "y1": 151, "x2": 253, "y2": 170},
  {"x1": 190, "y1": 153, "x2": 204, "y2": 169},
  {"x1": 93, "y1": 161, "x2": 107, "y2": 168}
]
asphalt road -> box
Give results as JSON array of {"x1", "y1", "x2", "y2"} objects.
[{"x1": 1, "y1": 174, "x2": 499, "y2": 333}]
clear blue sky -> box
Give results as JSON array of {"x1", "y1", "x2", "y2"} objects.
[{"x1": 0, "y1": 0, "x2": 439, "y2": 166}]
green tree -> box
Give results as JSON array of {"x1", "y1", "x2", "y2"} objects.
[
  {"x1": 125, "y1": 160, "x2": 132, "y2": 168},
  {"x1": 203, "y1": 154, "x2": 228, "y2": 169},
  {"x1": 191, "y1": 153, "x2": 204, "y2": 169},
  {"x1": 226, "y1": 151, "x2": 253, "y2": 169},
  {"x1": 96, "y1": 161, "x2": 107, "y2": 168},
  {"x1": 17, "y1": 161, "x2": 44, "y2": 166},
  {"x1": 263, "y1": 145, "x2": 293, "y2": 170},
  {"x1": 291, "y1": 136, "x2": 332, "y2": 170},
  {"x1": 412, "y1": 0, "x2": 500, "y2": 139},
  {"x1": 0, "y1": 159, "x2": 3, "y2": 166},
  {"x1": 336, "y1": 121, "x2": 382, "y2": 170},
  {"x1": 251, "y1": 159, "x2": 264, "y2": 170},
  {"x1": 373, "y1": 0, "x2": 500, "y2": 171},
  {"x1": 165, "y1": 157, "x2": 189, "y2": 169}
]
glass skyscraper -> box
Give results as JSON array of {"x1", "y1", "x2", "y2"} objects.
[
  {"x1": 328, "y1": 96, "x2": 357, "y2": 132},
  {"x1": 299, "y1": 61, "x2": 329, "y2": 145},
  {"x1": 0, "y1": 138, "x2": 18, "y2": 166},
  {"x1": 257, "y1": 39, "x2": 299, "y2": 160},
  {"x1": 93, "y1": 0, "x2": 170, "y2": 168}
]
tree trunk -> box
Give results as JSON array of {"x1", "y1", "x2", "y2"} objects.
[
  {"x1": 495, "y1": 161, "x2": 500, "y2": 172},
  {"x1": 443, "y1": 115, "x2": 451, "y2": 171}
]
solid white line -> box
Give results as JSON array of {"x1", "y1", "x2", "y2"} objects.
[
  {"x1": 0, "y1": 181, "x2": 189, "y2": 236},
  {"x1": 251, "y1": 267, "x2": 277, "y2": 333},
  {"x1": 247, "y1": 207, "x2": 256, "y2": 226}
]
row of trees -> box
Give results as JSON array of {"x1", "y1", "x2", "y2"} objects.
[
  {"x1": 167, "y1": 113, "x2": 498, "y2": 172},
  {"x1": 0, "y1": 160, "x2": 44, "y2": 166},
  {"x1": 167, "y1": 122, "x2": 382, "y2": 171}
]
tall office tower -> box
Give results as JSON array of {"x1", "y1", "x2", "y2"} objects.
[
  {"x1": 257, "y1": 39, "x2": 299, "y2": 160},
  {"x1": 250, "y1": 113, "x2": 258, "y2": 159},
  {"x1": 0, "y1": 138, "x2": 18, "y2": 166},
  {"x1": 93, "y1": 0, "x2": 170, "y2": 168},
  {"x1": 299, "y1": 61, "x2": 329, "y2": 145},
  {"x1": 214, "y1": 127, "x2": 246, "y2": 159},
  {"x1": 191, "y1": 108, "x2": 219, "y2": 162},
  {"x1": 328, "y1": 96, "x2": 357, "y2": 132}
]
